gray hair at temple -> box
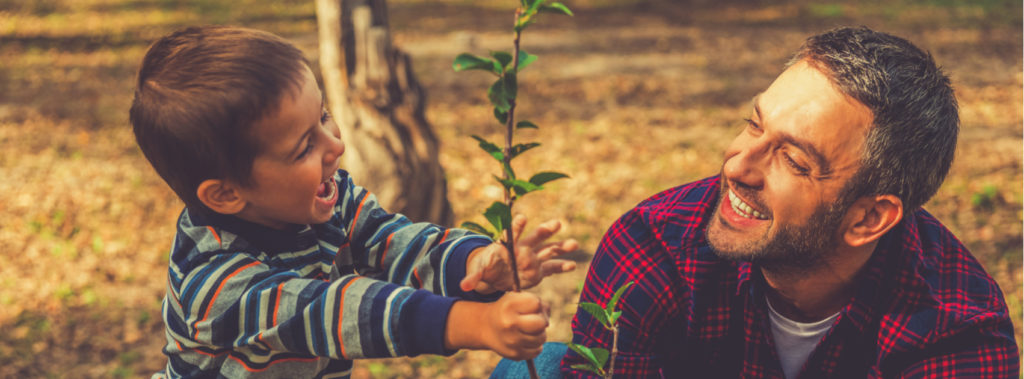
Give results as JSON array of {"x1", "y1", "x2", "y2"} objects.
[{"x1": 791, "y1": 26, "x2": 959, "y2": 213}]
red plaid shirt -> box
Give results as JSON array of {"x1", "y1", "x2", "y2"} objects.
[{"x1": 563, "y1": 176, "x2": 1019, "y2": 378}]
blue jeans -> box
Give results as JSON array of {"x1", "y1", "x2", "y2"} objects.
[{"x1": 490, "y1": 342, "x2": 568, "y2": 379}]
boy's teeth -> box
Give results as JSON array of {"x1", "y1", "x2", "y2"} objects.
[
  {"x1": 317, "y1": 179, "x2": 334, "y2": 199},
  {"x1": 728, "y1": 190, "x2": 768, "y2": 220}
]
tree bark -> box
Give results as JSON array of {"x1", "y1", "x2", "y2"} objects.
[{"x1": 315, "y1": 0, "x2": 454, "y2": 226}]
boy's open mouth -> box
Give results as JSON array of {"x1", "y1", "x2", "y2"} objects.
[{"x1": 316, "y1": 178, "x2": 337, "y2": 201}]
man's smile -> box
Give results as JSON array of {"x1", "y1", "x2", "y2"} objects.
[{"x1": 727, "y1": 189, "x2": 769, "y2": 220}]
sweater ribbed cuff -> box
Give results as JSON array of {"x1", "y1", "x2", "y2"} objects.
[{"x1": 444, "y1": 236, "x2": 504, "y2": 302}]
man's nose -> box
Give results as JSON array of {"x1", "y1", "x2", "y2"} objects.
[{"x1": 723, "y1": 141, "x2": 767, "y2": 189}]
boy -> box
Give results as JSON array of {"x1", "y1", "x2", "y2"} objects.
[{"x1": 130, "y1": 25, "x2": 577, "y2": 378}]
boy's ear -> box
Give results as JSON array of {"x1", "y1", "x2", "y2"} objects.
[
  {"x1": 196, "y1": 179, "x2": 247, "y2": 215},
  {"x1": 840, "y1": 194, "x2": 903, "y2": 247}
]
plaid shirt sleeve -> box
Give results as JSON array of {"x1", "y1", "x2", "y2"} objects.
[
  {"x1": 896, "y1": 315, "x2": 1019, "y2": 378},
  {"x1": 563, "y1": 208, "x2": 674, "y2": 378}
]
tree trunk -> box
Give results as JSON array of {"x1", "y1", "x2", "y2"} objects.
[{"x1": 315, "y1": 0, "x2": 454, "y2": 226}]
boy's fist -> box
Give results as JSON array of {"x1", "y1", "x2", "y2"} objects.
[
  {"x1": 445, "y1": 292, "x2": 549, "y2": 360},
  {"x1": 461, "y1": 215, "x2": 578, "y2": 294}
]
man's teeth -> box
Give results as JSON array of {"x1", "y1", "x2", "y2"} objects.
[{"x1": 728, "y1": 190, "x2": 768, "y2": 220}]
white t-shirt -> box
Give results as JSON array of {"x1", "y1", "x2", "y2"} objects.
[{"x1": 766, "y1": 297, "x2": 840, "y2": 379}]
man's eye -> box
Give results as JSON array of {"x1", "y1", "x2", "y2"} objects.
[
  {"x1": 744, "y1": 118, "x2": 761, "y2": 130},
  {"x1": 783, "y1": 154, "x2": 810, "y2": 175}
]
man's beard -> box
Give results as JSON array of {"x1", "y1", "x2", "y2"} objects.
[{"x1": 708, "y1": 188, "x2": 849, "y2": 274}]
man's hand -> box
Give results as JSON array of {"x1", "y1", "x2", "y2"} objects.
[
  {"x1": 460, "y1": 214, "x2": 578, "y2": 293},
  {"x1": 445, "y1": 292, "x2": 549, "y2": 360}
]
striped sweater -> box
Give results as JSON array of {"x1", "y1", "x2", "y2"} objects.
[{"x1": 154, "y1": 170, "x2": 495, "y2": 378}]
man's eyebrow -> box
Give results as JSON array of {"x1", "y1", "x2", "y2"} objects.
[{"x1": 752, "y1": 95, "x2": 834, "y2": 176}]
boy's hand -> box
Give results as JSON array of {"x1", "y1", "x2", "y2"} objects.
[
  {"x1": 460, "y1": 215, "x2": 578, "y2": 293},
  {"x1": 445, "y1": 292, "x2": 549, "y2": 360}
]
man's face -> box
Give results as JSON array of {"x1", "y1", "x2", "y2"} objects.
[{"x1": 706, "y1": 60, "x2": 873, "y2": 270}]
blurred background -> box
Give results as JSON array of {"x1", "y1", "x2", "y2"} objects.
[{"x1": 0, "y1": 0, "x2": 1020, "y2": 377}]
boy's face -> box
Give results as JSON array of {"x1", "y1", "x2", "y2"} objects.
[{"x1": 233, "y1": 66, "x2": 345, "y2": 229}]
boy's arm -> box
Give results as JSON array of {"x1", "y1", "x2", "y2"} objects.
[
  {"x1": 335, "y1": 171, "x2": 494, "y2": 300},
  {"x1": 168, "y1": 253, "x2": 466, "y2": 361}
]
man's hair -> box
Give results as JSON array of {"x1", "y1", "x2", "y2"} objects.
[
  {"x1": 129, "y1": 25, "x2": 308, "y2": 213},
  {"x1": 791, "y1": 26, "x2": 959, "y2": 213}
]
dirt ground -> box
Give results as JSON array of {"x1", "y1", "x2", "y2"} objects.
[{"x1": 0, "y1": 0, "x2": 1020, "y2": 377}]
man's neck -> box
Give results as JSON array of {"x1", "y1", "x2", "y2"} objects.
[{"x1": 760, "y1": 241, "x2": 878, "y2": 323}]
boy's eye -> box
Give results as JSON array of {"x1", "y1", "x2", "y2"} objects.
[
  {"x1": 297, "y1": 137, "x2": 314, "y2": 160},
  {"x1": 321, "y1": 108, "x2": 331, "y2": 123}
]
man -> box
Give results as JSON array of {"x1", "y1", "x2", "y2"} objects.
[{"x1": 562, "y1": 27, "x2": 1019, "y2": 378}]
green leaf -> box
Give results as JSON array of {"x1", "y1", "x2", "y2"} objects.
[
  {"x1": 497, "y1": 177, "x2": 542, "y2": 196},
  {"x1": 502, "y1": 160, "x2": 516, "y2": 180},
  {"x1": 528, "y1": 171, "x2": 569, "y2": 187},
  {"x1": 539, "y1": 2, "x2": 574, "y2": 16},
  {"x1": 503, "y1": 72, "x2": 518, "y2": 99},
  {"x1": 516, "y1": 51, "x2": 538, "y2": 72},
  {"x1": 484, "y1": 201, "x2": 512, "y2": 235},
  {"x1": 607, "y1": 281, "x2": 634, "y2": 315},
  {"x1": 570, "y1": 364, "x2": 604, "y2": 376},
  {"x1": 580, "y1": 302, "x2": 610, "y2": 329},
  {"x1": 591, "y1": 347, "x2": 610, "y2": 369},
  {"x1": 567, "y1": 343, "x2": 601, "y2": 369},
  {"x1": 516, "y1": 120, "x2": 538, "y2": 129},
  {"x1": 609, "y1": 310, "x2": 623, "y2": 326},
  {"x1": 460, "y1": 221, "x2": 495, "y2": 239},
  {"x1": 494, "y1": 108, "x2": 509, "y2": 124},
  {"x1": 509, "y1": 142, "x2": 540, "y2": 159},
  {"x1": 490, "y1": 51, "x2": 513, "y2": 70},
  {"x1": 452, "y1": 53, "x2": 499, "y2": 74},
  {"x1": 470, "y1": 135, "x2": 504, "y2": 162},
  {"x1": 488, "y1": 79, "x2": 511, "y2": 112}
]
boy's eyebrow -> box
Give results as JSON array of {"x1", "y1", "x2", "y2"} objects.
[
  {"x1": 752, "y1": 95, "x2": 833, "y2": 176},
  {"x1": 289, "y1": 128, "x2": 315, "y2": 158}
]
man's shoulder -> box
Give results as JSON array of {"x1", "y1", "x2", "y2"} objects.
[
  {"x1": 604, "y1": 176, "x2": 719, "y2": 257},
  {"x1": 626, "y1": 176, "x2": 719, "y2": 231},
  {"x1": 885, "y1": 209, "x2": 1012, "y2": 335}
]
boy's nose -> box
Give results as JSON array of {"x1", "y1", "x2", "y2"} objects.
[
  {"x1": 325, "y1": 138, "x2": 344, "y2": 166},
  {"x1": 323, "y1": 126, "x2": 345, "y2": 166}
]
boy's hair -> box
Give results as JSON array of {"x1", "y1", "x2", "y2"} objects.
[{"x1": 130, "y1": 25, "x2": 309, "y2": 214}]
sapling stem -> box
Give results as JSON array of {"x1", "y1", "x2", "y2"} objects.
[
  {"x1": 453, "y1": 3, "x2": 572, "y2": 378},
  {"x1": 502, "y1": 10, "x2": 539, "y2": 379},
  {"x1": 607, "y1": 325, "x2": 619, "y2": 379}
]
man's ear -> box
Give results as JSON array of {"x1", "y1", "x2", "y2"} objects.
[
  {"x1": 196, "y1": 179, "x2": 247, "y2": 215},
  {"x1": 840, "y1": 195, "x2": 903, "y2": 247}
]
